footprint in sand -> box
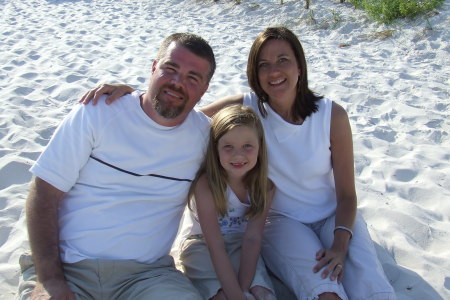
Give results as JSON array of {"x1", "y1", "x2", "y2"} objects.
[
  {"x1": 445, "y1": 277, "x2": 450, "y2": 291},
  {"x1": 13, "y1": 87, "x2": 34, "y2": 96},
  {"x1": 392, "y1": 168, "x2": 418, "y2": 182},
  {"x1": 0, "y1": 161, "x2": 32, "y2": 190},
  {"x1": 372, "y1": 126, "x2": 397, "y2": 143}
]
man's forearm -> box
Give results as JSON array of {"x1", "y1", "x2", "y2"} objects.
[{"x1": 26, "y1": 177, "x2": 66, "y2": 283}]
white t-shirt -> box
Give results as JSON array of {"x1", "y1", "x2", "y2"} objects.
[
  {"x1": 243, "y1": 92, "x2": 336, "y2": 223},
  {"x1": 181, "y1": 186, "x2": 250, "y2": 239},
  {"x1": 31, "y1": 92, "x2": 210, "y2": 264}
]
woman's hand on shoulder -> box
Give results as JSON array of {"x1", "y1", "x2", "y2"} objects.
[{"x1": 78, "y1": 83, "x2": 135, "y2": 105}]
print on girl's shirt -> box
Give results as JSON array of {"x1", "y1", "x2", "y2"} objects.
[
  {"x1": 218, "y1": 215, "x2": 248, "y2": 228},
  {"x1": 216, "y1": 187, "x2": 250, "y2": 234}
]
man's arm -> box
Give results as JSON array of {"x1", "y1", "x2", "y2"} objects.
[{"x1": 26, "y1": 177, "x2": 74, "y2": 299}]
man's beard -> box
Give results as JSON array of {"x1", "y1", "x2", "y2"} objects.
[{"x1": 152, "y1": 85, "x2": 187, "y2": 119}]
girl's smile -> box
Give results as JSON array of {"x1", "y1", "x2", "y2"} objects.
[{"x1": 217, "y1": 125, "x2": 259, "y2": 179}]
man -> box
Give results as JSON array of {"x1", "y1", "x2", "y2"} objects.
[{"x1": 20, "y1": 33, "x2": 215, "y2": 299}]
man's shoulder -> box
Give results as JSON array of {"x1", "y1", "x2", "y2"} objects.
[
  {"x1": 99, "y1": 92, "x2": 139, "y2": 110},
  {"x1": 189, "y1": 107, "x2": 211, "y2": 125},
  {"x1": 178, "y1": 108, "x2": 210, "y2": 139},
  {"x1": 79, "y1": 92, "x2": 139, "y2": 118}
]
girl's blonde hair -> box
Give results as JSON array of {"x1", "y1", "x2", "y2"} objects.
[{"x1": 188, "y1": 104, "x2": 269, "y2": 217}]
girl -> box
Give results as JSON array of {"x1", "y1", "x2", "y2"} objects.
[{"x1": 179, "y1": 104, "x2": 276, "y2": 300}]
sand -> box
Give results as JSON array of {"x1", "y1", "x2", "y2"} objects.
[{"x1": 1, "y1": 0, "x2": 449, "y2": 299}]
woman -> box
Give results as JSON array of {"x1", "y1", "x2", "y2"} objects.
[{"x1": 80, "y1": 27, "x2": 395, "y2": 300}]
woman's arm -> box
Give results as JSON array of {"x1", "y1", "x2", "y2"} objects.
[
  {"x1": 313, "y1": 101, "x2": 357, "y2": 283},
  {"x1": 199, "y1": 94, "x2": 244, "y2": 117},
  {"x1": 194, "y1": 175, "x2": 247, "y2": 300},
  {"x1": 238, "y1": 181, "x2": 275, "y2": 294},
  {"x1": 78, "y1": 83, "x2": 135, "y2": 105},
  {"x1": 78, "y1": 83, "x2": 244, "y2": 117}
]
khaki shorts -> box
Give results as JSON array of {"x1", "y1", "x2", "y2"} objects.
[
  {"x1": 179, "y1": 232, "x2": 275, "y2": 299},
  {"x1": 18, "y1": 253, "x2": 201, "y2": 300}
]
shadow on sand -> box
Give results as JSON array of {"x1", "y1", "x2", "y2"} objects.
[{"x1": 375, "y1": 243, "x2": 444, "y2": 300}]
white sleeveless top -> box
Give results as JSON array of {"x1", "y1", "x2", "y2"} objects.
[
  {"x1": 181, "y1": 186, "x2": 250, "y2": 238},
  {"x1": 244, "y1": 92, "x2": 336, "y2": 223}
]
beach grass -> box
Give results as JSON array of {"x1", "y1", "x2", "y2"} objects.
[{"x1": 349, "y1": 0, "x2": 444, "y2": 23}]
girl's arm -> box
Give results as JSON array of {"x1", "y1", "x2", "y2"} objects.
[
  {"x1": 194, "y1": 175, "x2": 247, "y2": 300},
  {"x1": 313, "y1": 101, "x2": 357, "y2": 283},
  {"x1": 238, "y1": 181, "x2": 275, "y2": 294}
]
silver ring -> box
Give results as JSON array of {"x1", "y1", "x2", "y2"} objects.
[{"x1": 336, "y1": 264, "x2": 343, "y2": 269}]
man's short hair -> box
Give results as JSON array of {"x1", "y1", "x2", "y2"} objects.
[{"x1": 157, "y1": 33, "x2": 216, "y2": 83}]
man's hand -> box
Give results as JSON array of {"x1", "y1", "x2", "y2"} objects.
[{"x1": 31, "y1": 280, "x2": 75, "y2": 300}]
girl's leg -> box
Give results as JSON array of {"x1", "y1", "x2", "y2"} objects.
[
  {"x1": 181, "y1": 233, "x2": 277, "y2": 300},
  {"x1": 179, "y1": 237, "x2": 222, "y2": 299},
  {"x1": 318, "y1": 292, "x2": 342, "y2": 300},
  {"x1": 319, "y1": 213, "x2": 396, "y2": 300},
  {"x1": 210, "y1": 289, "x2": 228, "y2": 300},
  {"x1": 250, "y1": 285, "x2": 277, "y2": 300},
  {"x1": 261, "y1": 214, "x2": 348, "y2": 300}
]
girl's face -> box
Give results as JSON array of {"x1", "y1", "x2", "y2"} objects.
[
  {"x1": 257, "y1": 39, "x2": 300, "y2": 105},
  {"x1": 217, "y1": 125, "x2": 260, "y2": 180}
]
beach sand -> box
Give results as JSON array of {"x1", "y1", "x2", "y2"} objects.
[{"x1": 1, "y1": 0, "x2": 449, "y2": 298}]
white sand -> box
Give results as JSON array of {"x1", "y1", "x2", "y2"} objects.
[{"x1": 1, "y1": 0, "x2": 449, "y2": 298}]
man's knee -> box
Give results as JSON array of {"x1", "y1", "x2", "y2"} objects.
[{"x1": 17, "y1": 253, "x2": 36, "y2": 300}]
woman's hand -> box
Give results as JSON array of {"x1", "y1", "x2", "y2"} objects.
[
  {"x1": 78, "y1": 83, "x2": 135, "y2": 105},
  {"x1": 313, "y1": 246, "x2": 347, "y2": 284}
]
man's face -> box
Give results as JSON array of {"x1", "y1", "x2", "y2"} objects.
[{"x1": 146, "y1": 42, "x2": 210, "y2": 126}]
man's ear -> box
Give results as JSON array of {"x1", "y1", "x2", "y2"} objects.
[{"x1": 151, "y1": 59, "x2": 158, "y2": 74}]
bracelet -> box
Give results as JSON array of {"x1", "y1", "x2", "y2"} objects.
[{"x1": 334, "y1": 226, "x2": 353, "y2": 239}]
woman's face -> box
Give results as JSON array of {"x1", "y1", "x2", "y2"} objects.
[{"x1": 257, "y1": 39, "x2": 300, "y2": 105}]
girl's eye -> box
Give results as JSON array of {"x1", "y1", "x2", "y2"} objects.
[{"x1": 244, "y1": 144, "x2": 254, "y2": 149}]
